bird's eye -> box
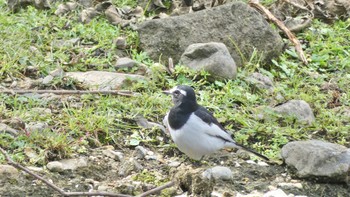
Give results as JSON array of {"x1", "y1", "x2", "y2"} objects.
[{"x1": 173, "y1": 90, "x2": 180, "y2": 96}]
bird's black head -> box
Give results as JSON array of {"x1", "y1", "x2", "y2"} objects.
[{"x1": 163, "y1": 85, "x2": 197, "y2": 107}]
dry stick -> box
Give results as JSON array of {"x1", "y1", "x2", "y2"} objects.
[
  {"x1": 0, "y1": 147, "x2": 174, "y2": 197},
  {"x1": 0, "y1": 89, "x2": 136, "y2": 96},
  {"x1": 249, "y1": 0, "x2": 308, "y2": 65}
]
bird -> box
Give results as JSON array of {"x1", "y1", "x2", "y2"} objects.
[{"x1": 163, "y1": 85, "x2": 269, "y2": 161}]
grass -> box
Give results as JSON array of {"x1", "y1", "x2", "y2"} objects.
[{"x1": 0, "y1": 0, "x2": 350, "y2": 166}]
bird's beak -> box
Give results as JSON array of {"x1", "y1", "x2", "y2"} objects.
[{"x1": 162, "y1": 90, "x2": 171, "y2": 95}]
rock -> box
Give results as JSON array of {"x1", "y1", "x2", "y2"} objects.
[
  {"x1": 263, "y1": 189, "x2": 289, "y2": 197},
  {"x1": 135, "y1": 145, "x2": 148, "y2": 159},
  {"x1": 137, "y1": 2, "x2": 283, "y2": 67},
  {"x1": 115, "y1": 57, "x2": 138, "y2": 70},
  {"x1": 2, "y1": 117, "x2": 25, "y2": 130},
  {"x1": 281, "y1": 140, "x2": 350, "y2": 183},
  {"x1": 168, "y1": 161, "x2": 181, "y2": 167},
  {"x1": 50, "y1": 68, "x2": 65, "y2": 77},
  {"x1": 46, "y1": 157, "x2": 88, "y2": 172},
  {"x1": 202, "y1": 166, "x2": 233, "y2": 181},
  {"x1": 246, "y1": 72, "x2": 274, "y2": 92},
  {"x1": 26, "y1": 122, "x2": 48, "y2": 133},
  {"x1": 42, "y1": 75, "x2": 54, "y2": 85},
  {"x1": 180, "y1": 42, "x2": 237, "y2": 81},
  {"x1": 115, "y1": 37, "x2": 127, "y2": 49},
  {"x1": 278, "y1": 182, "x2": 303, "y2": 189},
  {"x1": 118, "y1": 158, "x2": 143, "y2": 176},
  {"x1": 175, "y1": 166, "x2": 215, "y2": 196},
  {"x1": 0, "y1": 165, "x2": 19, "y2": 180},
  {"x1": 102, "y1": 149, "x2": 124, "y2": 161},
  {"x1": 7, "y1": 0, "x2": 50, "y2": 12},
  {"x1": 65, "y1": 71, "x2": 146, "y2": 90},
  {"x1": 0, "y1": 123, "x2": 19, "y2": 136},
  {"x1": 273, "y1": 100, "x2": 315, "y2": 124},
  {"x1": 54, "y1": 2, "x2": 77, "y2": 15},
  {"x1": 105, "y1": 5, "x2": 123, "y2": 25},
  {"x1": 80, "y1": 8, "x2": 100, "y2": 24}
]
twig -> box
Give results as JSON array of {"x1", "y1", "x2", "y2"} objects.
[
  {"x1": 168, "y1": 57, "x2": 175, "y2": 75},
  {"x1": 137, "y1": 181, "x2": 175, "y2": 197},
  {"x1": 0, "y1": 146, "x2": 174, "y2": 197},
  {"x1": 0, "y1": 89, "x2": 137, "y2": 96},
  {"x1": 249, "y1": 0, "x2": 308, "y2": 65}
]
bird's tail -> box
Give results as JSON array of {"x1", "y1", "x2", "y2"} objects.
[{"x1": 227, "y1": 142, "x2": 269, "y2": 161}]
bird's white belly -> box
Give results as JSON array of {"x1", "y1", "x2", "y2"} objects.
[{"x1": 169, "y1": 114, "x2": 228, "y2": 160}]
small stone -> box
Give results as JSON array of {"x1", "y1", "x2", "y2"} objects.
[
  {"x1": 202, "y1": 166, "x2": 233, "y2": 181},
  {"x1": 115, "y1": 57, "x2": 138, "y2": 70},
  {"x1": 47, "y1": 157, "x2": 88, "y2": 172},
  {"x1": 263, "y1": 189, "x2": 289, "y2": 197},
  {"x1": 118, "y1": 158, "x2": 143, "y2": 176},
  {"x1": 145, "y1": 155, "x2": 157, "y2": 160},
  {"x1": 50, "y1": 68, "x2": 64, "y2": 77},
  {"x1": 168, "y1": 161, "x2": 181, "y2": 167},
  {"x1": 135, "y1": 145, "x2": 148, "y2": 159},
  {"x1": 278, "y1": 182, "x2": 303, "y2": 189},
  {"x1": 0, "y1": 123, "x2": 19, "y2": 136},
  {"x1": 115, "y1": 37, "x2": 127, "y2": 49},
  {"x1": 257, "y1": 161, "x2": 269, "y2": 166},
  {"x1": 80, "y1": 8, "x2": 99, "y2": 24},
  {"x1": 42, "y1": 75, "x2": 54, "y2": 85},
  {"x1": 246, "y1": 72, "x2": 274, "y2": 92},
  {"x1": 25, "y1": 122, "x2": 49, "y2": 133},
  {"x1": 180, "y1": 42, "x2": 237, "y2": 81},
  {"x1": 0, "y1": 165, "x2": 19, "y2": 180},
  {"x1": 273, "y1": 100, "x2": 315, "y2": 124}
]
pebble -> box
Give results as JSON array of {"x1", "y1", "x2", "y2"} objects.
[
  {"x1": 168, "y1": 161, "x2": 181, "y2": 167},
  {"x1": 26, "y1": 122, "x2": 49, "y2": 132},
  {"x1": 278, "y1": 182, "x2": 303, "y2": 189},
  {"x1": 0, "y1": 165, "x2": 19, "y2": 180},
  {"x1": 46, "y1": 157, "x2": 88, "y2": 172},
  {"x1": 135, "y1": 145, "x2": 148, "y2": 159},
  {"x1": 202, "y1": 166, "x2": 233, "y2": 181},
  {"x1": 263, "y1": 189, "x2": 289, "y2": 197}
]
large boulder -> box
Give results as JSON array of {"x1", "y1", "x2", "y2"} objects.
[
  {"x1": 137, "y1": 2, "x2": 284, "y2": 67},
  {"x1": 281, "y1": 140, "x2": 350, "y2": 183}
]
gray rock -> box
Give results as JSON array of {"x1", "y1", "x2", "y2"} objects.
[
  {"x1": 115, "y1": 37, "x2": 127, "y2": 49},
  {"x1": 26, "y1": 122, "x2": 48, "y2": 132},
  {"x1": 273, "y1": 100, "x2": 315, "y2": 124},
  {"x1": 42, "y1": 75, "x2": 54, "y2": 85},
  {"x1": 180, "y1": 42, "x2": 237, "y2": 81},
  {"x1": 202, "y1": 166, "x2": 233, "y2": 181},
  {"x1": 135, "y1": 145, "x2": 148, "y2": 159},
  {"x1": 65, "y1": 71, "x2": 146, "y2": 90},
  {"x1": 137, "y1": 2, "x2": 283, "y2": 67},
  {"x1": 246, "y1": 72, "x2": 274, "y2": 92},
  {"x1": 0, "y1": 123, "x2": 19, "y2": 136},
  {"x1": 263, "y1": 189, "x2": 289, "y2": 197},
  {"x1": 115, "y1": 57, "x2": 138, "y2": 70},
  {"x1": 281, "y1": 140, "x2": 350, "y2": 183},
  {"x1": 118, "y1": 158, "x2": 143, "y2": 176},
  {"x1": 168, "y1": 161, "x2": 181, "y2": 167},
  {"x1": 0, "y1": 165, "x2": 19, "y2": 180},
  {"x1": 46, "y1": 157, "x2": 88, "y2": 172}
]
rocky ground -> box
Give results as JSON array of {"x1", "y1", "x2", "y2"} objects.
[{"x1": 1, "y1": 145, "x2": 349, "y2": 196}]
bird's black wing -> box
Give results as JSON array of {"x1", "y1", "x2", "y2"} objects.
[{"x1": 194, "y1": 106, "x2": 227, "y2": 132}]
